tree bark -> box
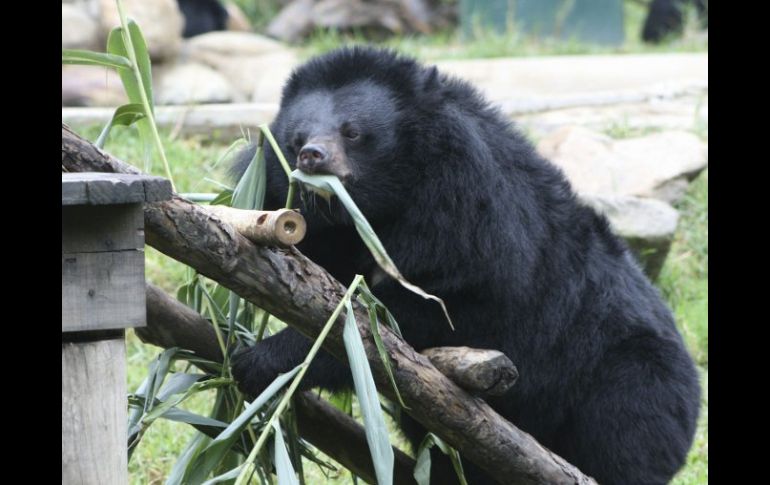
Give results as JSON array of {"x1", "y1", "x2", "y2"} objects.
[
  {"x1": 62, "y1": 123, "x2": 597, "y2": 485},
  {"x1": 421, "y1": 347, "x2": 518, "y2": 397}
]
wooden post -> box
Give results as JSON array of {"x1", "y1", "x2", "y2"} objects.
[{"x1": 62, "y1": 172, "x2": 171, "y2": 485}]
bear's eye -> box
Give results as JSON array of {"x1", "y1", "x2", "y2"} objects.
[
  {"x1": 341, "y1": 124, "x2": 360, "y2": 140},
  {"x1": 290, "y1": 136, "x2": 304, "y2": 153}
]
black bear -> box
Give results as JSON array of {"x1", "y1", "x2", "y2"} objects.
[
  {"x1": 177, "y1": 0, "x2": 228, "y2": 38},
  {"x1": 231, "y1": 47, "x2": 701, "y2": 485},
  {"x1": 642, "y1": 0, "x2": 708, "y2": 43}
]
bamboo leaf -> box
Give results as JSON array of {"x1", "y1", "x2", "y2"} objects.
[
  {"x1": 61, "y1": 49, "x2": 131, "y2": 69},
  {"x1": 343, "y1": 298, "x2": 394, "y2": 485},
  {"x1": 166, "y1": 433, "x2": 211, "y2": 485},
  {"x1": 291, "y1": 170, "x2": 453, "y2": 329},
  {"x1": 273, "y1": 421, "x2": 300, "y2": 485},
  {"x1": 413, "y1": 433, "x2": 467, "y2": 485},
  {"x1": 185, "y1": 366, "x2": 300, "y2": 483},
  {"x1": 106, "y1": 23, "x2": 155, "y2": 170},
  {"x1": 95, "y1": 103, "x2": 146, "y2": 148}
]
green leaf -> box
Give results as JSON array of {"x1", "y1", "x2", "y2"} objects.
[
  {"x1": 232, "y1": 140, "x2": 266, "y2": 211},
  {"x1": 158, "y1": 373, "x2": 206, "y2": 400},
  {"x1": 160, "y1": 408, "x2": 229, "y2": 431},
  {"x1": 106, "y1": 21, "x2": 153, "y2": 112},
  {"x1": 95, "y1": 103, "x2": 146, "y2": 148},
  {"x1": 185, "y1": 366, "x2": 301, "y2": 483},
  {"x1": 202, "y1": 464, "x2": 246, "y2": 485},
  {"x1": 273, "y1": 421, "x2": 300, "y2": 485},
  {"x1": 126, "y1": 19, "x2": 154, "y2": 114},
  {"x1": 413, "y1": 433, "x2": 467, "y2": 485},
  {"x1": 106, "y1": 23, "x2": 154, "y2": 170},
  {"x1": 343, "y1": 298, "x2": 394, "y2": 485},
  {"x1": 61, "y1": 49, "x2": 131, "y2": 69},
  {"x1": 145, "y1": 378, "x2": 230, "y2": 423},
  {"x1": 291, "y1": 170, "x2": 453, "y2": 330},
  {"x1": 357, "y1": 283, "x2": 407, "y2": 408},
  {"x1": 210, "y1": 189, "x2": 233, "y2": 206},
  {"x1": 166, "y1": 433, "x2": 211, "y2": 485}
]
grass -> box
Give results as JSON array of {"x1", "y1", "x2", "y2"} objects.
[{"x1": 664, "y1": 168, "x2": 708, "y2": 485}]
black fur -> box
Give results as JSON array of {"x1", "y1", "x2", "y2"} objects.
[
  {"x1": 230, "y1": 47, "x2": 701, "y2": 485},
  {"x1": 642, "y1": 0, "x2": 708, "y2": 43},
  {"x1": 178, "y1": 0, "x2": 228, "y2": 38}
]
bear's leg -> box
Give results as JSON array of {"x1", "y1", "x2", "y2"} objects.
[
  {"x1": 555, "y1": 336, "x2": 700, "y2": 485},
  {"x1": 231, "y1": 327, "x2": 351, "y2": 398}
]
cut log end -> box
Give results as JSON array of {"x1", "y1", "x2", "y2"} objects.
[
  {"x1": 203, "y1": 205, "x2": 307, "y2": 247},
  {"x1": 421, "y1": 346, "x2": 519, "y2": 397}
]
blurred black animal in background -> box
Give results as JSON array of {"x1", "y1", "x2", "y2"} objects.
[
  {"x1": 178, "y1": 0, "x2": 229, "y2": 38},
  {"x1": 642, "y1": 0, "x2": 708, "y2": 43}
]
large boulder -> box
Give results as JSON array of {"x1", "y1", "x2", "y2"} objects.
[
  {"x1": 98, "y1": 0, "x2": 184, "y2": 62},
  {"x1": 579, "y1": 194, "x2": 680, "y2": 280},
  {"x1": 537, "y1": 126, "x2": 707, "y2": 204},
  {"x1": 62, "y1": 4, "x2": 100, "y2": 50},
  {"x1": 154, "y1": 62, "x2": 239, "y2": 105}
]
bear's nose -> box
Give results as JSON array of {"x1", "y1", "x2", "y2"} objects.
[{"x1": 297, "y1": 144, "x2": 330, "y2": 174}]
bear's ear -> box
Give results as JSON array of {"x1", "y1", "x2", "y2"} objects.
[{"x1": 422, "y1": 65, "x2": 441, "y2": 92}]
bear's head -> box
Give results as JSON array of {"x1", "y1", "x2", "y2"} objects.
[{"x1": 265, "y1": 47, "x2": 446, "y2": 225}]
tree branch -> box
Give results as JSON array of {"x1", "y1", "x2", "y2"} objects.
[
  {"x1": 62, "y1": 123, "x2": 596, "y2": 485},
  {"x1": 140, "y1": 283, "x2": 417, "y2": 485}
]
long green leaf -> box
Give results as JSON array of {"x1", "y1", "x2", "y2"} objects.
[
  {"x1": 291, "y1": 170, "x2": 453, "y2": 329},
  {"x1": 126, "y1": 19, "x2": 154, "y2": 114},
  {"x1": 185, "y1": 366, "x2": 300, "y2": 483},
  {"x1": 145, "y1": 378, "x2": 230, "y2": 423},
  {"x1": 202, "y1": 464, "x2": 246, "y2": 485},
  {"x1": 166, "y1": 433, "x2": 212, "y2": 485},
  {"x1": 106, "y1": 21, "x2": 156, "y2": 171},
  {"x1": 61, "y1": 49, "x2": 131, "y2": 69},
  {"x1": 106, "y1": 21, "x2": 153, "y2": 113},
  {"x1": 273, "y1": 421, "x2": 300, "y2": 485},
  {"x1": 357, "y1": 284, "x2": 407, "y2": 408},
  {"x1": 158, "y1": 373, "x2": 206, "y2": 400},
  {"x1": 343, "y1": 298, "x2": 394, "y2": 485},
  {"x1": 232, "y1": 138, "x2": 266, "y2": 211}
]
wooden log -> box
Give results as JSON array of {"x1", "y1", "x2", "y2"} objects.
[
  {"x1": 62, "y1": 123, "x2": 597, "y2": 485},
  {"x1": 62, "y1": 336, "x2": 127, "y2": 485},
  {"x1": 202, "y1": 205, "x2": 306, "y2": 247},
  {"x1": 140, "y1": 283, "x2": 417, "y2": 485},
  {"x1": 421, "y1": 346, "x2": 518, "y2": 397}
]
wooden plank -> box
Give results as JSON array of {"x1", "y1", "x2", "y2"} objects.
[
  {"x1": 61, "y1": 172, "x2": 172, "y2": 206},
  {"x1": 62, "y1": 251, "x2": 146, "y2": 332},
  {"x1": 62, "y1": 338, "x2": 127, "y2": 485},
  {"x1": 62, "y1": 204, "x2": 144, "y2": 253}
]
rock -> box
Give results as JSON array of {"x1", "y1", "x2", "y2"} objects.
[
  {"x1": 183, "y1": 32, "x2": 298, "y2": 99},
  {"x1": 62, "y1": 65, "x2": 128, "y2": 107},
  {"x1": 518, "y1": 95, "x2": 709, "y2": 139},
  {"x1": 435, "y1": 53, "x2": 708, "y2": 110},
  {"x1": 537, "y1": 126, "x2": 707, "y2": 204},
  {"x1": 225, "y1": 2, "x2": 253, "y2": 32},
  {"x1": 62, "y1": 4, "x2": 100, "y2": 50},
  {"x1": 185, "y1": 31, "x2": 286, "y2": 57},
  {"x1": 62, "y1": 103, "x2": 278, "y2": 138},
  {"x1": 155, "y1": 62, "x2": 239, "y2": 105},
  {"x1": 579, "y1": 194, "x2": 679, "y2": 280},
  {"x1": 98, "y1": 0, "x2": 184, "y2": 62}
]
